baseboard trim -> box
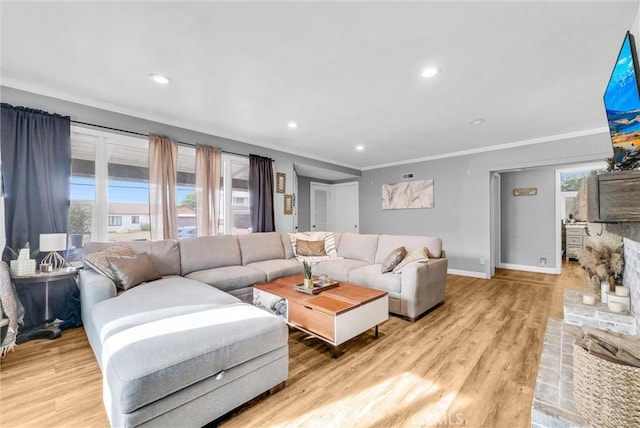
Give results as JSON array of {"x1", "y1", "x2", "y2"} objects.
[
  {"x1": 447, "y1": 269, "x2": 488, "y2": 279},
  {"x1": 497, "y1": 263, "x2": 561, "y2": 275}
]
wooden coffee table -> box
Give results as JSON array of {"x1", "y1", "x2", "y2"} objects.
[{"x1": 253, "y1": 274, "x2": 388, "y2": 356}]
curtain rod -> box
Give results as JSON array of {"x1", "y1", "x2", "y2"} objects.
[{"x1": 71, "y1": 119, "x2": 252, "y2": 159}]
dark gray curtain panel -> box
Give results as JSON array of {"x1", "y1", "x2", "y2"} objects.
[
  {"x1": 249, "y1": 154, "x2": 275, "y2": 232},
  {"x1": 1, "y1": 104, "x2": 71, "y2": 255}
]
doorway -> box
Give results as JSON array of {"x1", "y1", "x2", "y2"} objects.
[
  {"x1": 310, "y1": 182, "x2": 330, "y2": 231},
  {"x1": 555, "y1": 162, "x2": 606, "y2": 270}
]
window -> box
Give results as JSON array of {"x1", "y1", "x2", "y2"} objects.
[
  {"x1": 70, "y1": 127, "x2": 152, "y2": 243},
  {"x1": 176, "y1": 145, "x2": 196, "y2": 237},
  {"x1": 70, "y1": 126, "x2": 247, "y2": 242},
  {"x1": 220, "y1": 155, "x2": 250, "y2": 234}
]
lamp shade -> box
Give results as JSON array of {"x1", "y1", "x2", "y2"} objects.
[{"x1": 39, "y1": 233, "x2": 67, "y2": 252}]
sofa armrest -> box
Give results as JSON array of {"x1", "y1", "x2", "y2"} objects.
[
  {"x1": 79, "y1": 269, "x2": 117, "y2": 316},
  {"x1": 400, "y1": 258, "x2": 448, "y2": 320}
]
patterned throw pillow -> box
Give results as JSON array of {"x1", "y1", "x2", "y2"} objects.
[
  {"x1": 289, "y1": 232, "x2": 338, "y2": 258},
  {"x1": 295, "y1": 239, "x2": 327, "y2": 257},
  {"x1": 392, "y1": 247, "x2": 428, "y2": 274},
  {"x1": 107, "y1": 252, "x2": 162, "y2": 291},
  {"x1": 381, "y1": 246, "x2": 407, "y2": 273},
  {"x1": 84, "y1": 245, "x2": 133, "y2": 284}
]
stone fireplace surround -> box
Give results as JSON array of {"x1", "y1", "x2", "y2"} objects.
[
  {"x1": 531, "y1": 237, "x2": 640, "y2": 427},
  {"x1": 623, "y1": 237, "x2": 640, "y2": 332}
]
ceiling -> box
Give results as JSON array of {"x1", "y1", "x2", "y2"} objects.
[{"x1": 1, "y1": 1, "x2": 638, "y2": 170}]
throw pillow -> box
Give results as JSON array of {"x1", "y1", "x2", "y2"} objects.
[
  {"x1": 392, "y1": 247, "x2": 428, "y2": 274},
  {"x1": 381, "y1": 246, "x2": 407, "y2": 273},
  {"x1": 289, "y1": 232, "x2": 339, "y2": 258},
  {"x1": 84, "y1": 245, "x2": 133, "y2": 284},
  {"x1": 107, "y1": 252, "x2": 162, "y2": 291},
  {"x1": 295, "y1": 239, "x2": 327, "y2": 257}
]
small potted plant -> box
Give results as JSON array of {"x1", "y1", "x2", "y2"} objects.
[{"x1": 302, "y1": 260, "x2": 314, "y2": 289}]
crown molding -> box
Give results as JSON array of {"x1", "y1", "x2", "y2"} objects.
[{"x1": 361, "y1": 127, "x2": 610, "y2": 171}]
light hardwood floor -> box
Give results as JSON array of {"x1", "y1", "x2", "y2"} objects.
[{"x1": 0, "y1": 263, "x2": 587, "y2": 428}]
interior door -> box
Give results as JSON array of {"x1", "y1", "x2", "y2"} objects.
[
  {"x1": 310, "y1": 182, "x2": 330, "y2": 231},
  {"x1": 332, "y1": 182, "x2": 359, "y2": 233}
]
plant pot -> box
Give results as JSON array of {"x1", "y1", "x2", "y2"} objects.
[{"x1": 304, "y1": 278, "x2": 314, "y2": 289}]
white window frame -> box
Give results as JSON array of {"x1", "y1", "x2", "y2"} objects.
[
  {"x1": 221, "y1": 154, "x2": 249, "y2": 235},
  {"x1": 71, "y1": 125, "x2": 149, "y2": 241}
]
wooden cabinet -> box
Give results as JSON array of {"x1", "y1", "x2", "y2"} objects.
[{"x1": 565, "y1": 224, "x2": 588, "y2": 261}]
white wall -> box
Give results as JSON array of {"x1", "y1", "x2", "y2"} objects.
[{"x1": 360, "y1": 132, "x2": 613, "y2": 278}]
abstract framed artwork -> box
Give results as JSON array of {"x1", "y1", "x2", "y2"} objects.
[{"x1": 382, "y1": 179, "x2": 434, "y2": 209}]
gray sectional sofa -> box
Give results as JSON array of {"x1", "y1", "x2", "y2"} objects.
[{"x1": 79, "y1": 231, "x2": 447, "y2": 427}]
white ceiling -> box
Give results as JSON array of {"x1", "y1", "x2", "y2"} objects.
[{"x1": 1, "y1": 1, "x2": 638, "y2": 170}]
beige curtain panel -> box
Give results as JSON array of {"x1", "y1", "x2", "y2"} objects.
[
  {"x1": 149, "y1": 133, "x2": 178, "y2": 241},
  {"x1": 195, "y1": 145, "x2": 222, "y2": 236}
]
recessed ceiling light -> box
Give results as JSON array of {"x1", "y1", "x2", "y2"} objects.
[
  {"x1": 287, "y1": 121, "x2": 298, "y2": 129},
  {"x1": 421, "y1": 67, "x2": 439, "y2": 78},
  {"x1": 470, "y1": 118, "x2": 485, "y2": 125},
  {"x1": 356, "y1": 145, "x2": 364, "y2": 151},
  {"x1": 149, "y1": 73, "x2": 172, "y2": 85}
]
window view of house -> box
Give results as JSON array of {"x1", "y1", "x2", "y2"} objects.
[{"x1": 69, "y1": 127, "x2": 250, "y2": 258}]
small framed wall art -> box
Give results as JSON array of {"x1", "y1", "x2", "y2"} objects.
[
  {"x1": 513, "y1": 187, "x2": 537, "y2": 196},
  {"x1": 284, "y1": 194, "x2": 294, "y2": 215},
  {"x1": 276, "y1": 172, "x2": 286, "y2": 193}
]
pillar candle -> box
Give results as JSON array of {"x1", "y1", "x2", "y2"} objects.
[{"x1": 615, "y1": 286, "x2": 630, "y2": 297}]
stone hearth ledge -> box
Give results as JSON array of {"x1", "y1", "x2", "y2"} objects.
[{"x1": 531, "y1": 318, "x2": 589, "y2": 428}]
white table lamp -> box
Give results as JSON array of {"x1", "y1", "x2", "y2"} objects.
[{"x1": 40, "y1": 233, "x2": 68, "y2": 270}]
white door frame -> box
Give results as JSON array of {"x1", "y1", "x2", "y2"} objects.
[{"x1": 489, "y1": 172, "x2": 500, "y2": 278}]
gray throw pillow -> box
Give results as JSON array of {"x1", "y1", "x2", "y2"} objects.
[
  {"x1": 381, "y1": 246, "x2": 407, "y2": 273},
  {"x1": 84, "y1": 244, "x2": 133, "y2": 285},
  {"x1": 107, "y1": 252, "x2": 162, "y2": 291}
]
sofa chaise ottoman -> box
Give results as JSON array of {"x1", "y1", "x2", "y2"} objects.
[{"x1": 80, "y1": 240, "x2": 288, "y2": 427}]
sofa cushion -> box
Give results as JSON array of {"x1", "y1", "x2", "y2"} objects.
[
  {"x1": 381, "y1": 247, "x2": 406, "y2": 273},
  {"x1": 185, "y1": 265, "x2": 267, "y2": 293},
  {"x1": 314, "y1": 258, "x2": 368, "y2": 282},
  {"x1": 247, "y1": 259, "x2": 303, "y2": 281},
  {"x1": 337, "y1": 233, "x2": 379, "y2": 264},
  {"x1": 91, "y1": 276, "x2": 240, "y2": 349},
  {"x1": 375, "y1": 234, "x2": 443, "y2": 262},
  {"x1": 84, "y1": 240, "x2": 181, "y2": 276},
  {"x1": 179, "y1": 235, "x2": 241, "y2": 275},
  {"x1": 238, "y1": 233, "x2": 285, "y2": 265},
  {"x1": 107, "y1": 252, "x2": 162, "y2": 290},
  {"x1": 281, "y1": 233, "x2": 295, "y2": 259},
  {"x1": 102, "y1": 302, "x2": 287, "y2": 414},
  {"x1": 349, "y1": 264, "x2": 402, "y2": 294}
]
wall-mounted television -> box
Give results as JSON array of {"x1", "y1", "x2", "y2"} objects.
[{"x1": 603, "y1": 31, "x2": 640, "y2": 169}]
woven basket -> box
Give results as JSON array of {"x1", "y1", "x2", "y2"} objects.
[{"x1": 573, "y1": 344, "x2": 640, "y2": 427}]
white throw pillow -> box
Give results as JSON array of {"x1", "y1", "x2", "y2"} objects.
[{"x1": 392, "y1": 247, "x2": 428, "y2": 274}]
